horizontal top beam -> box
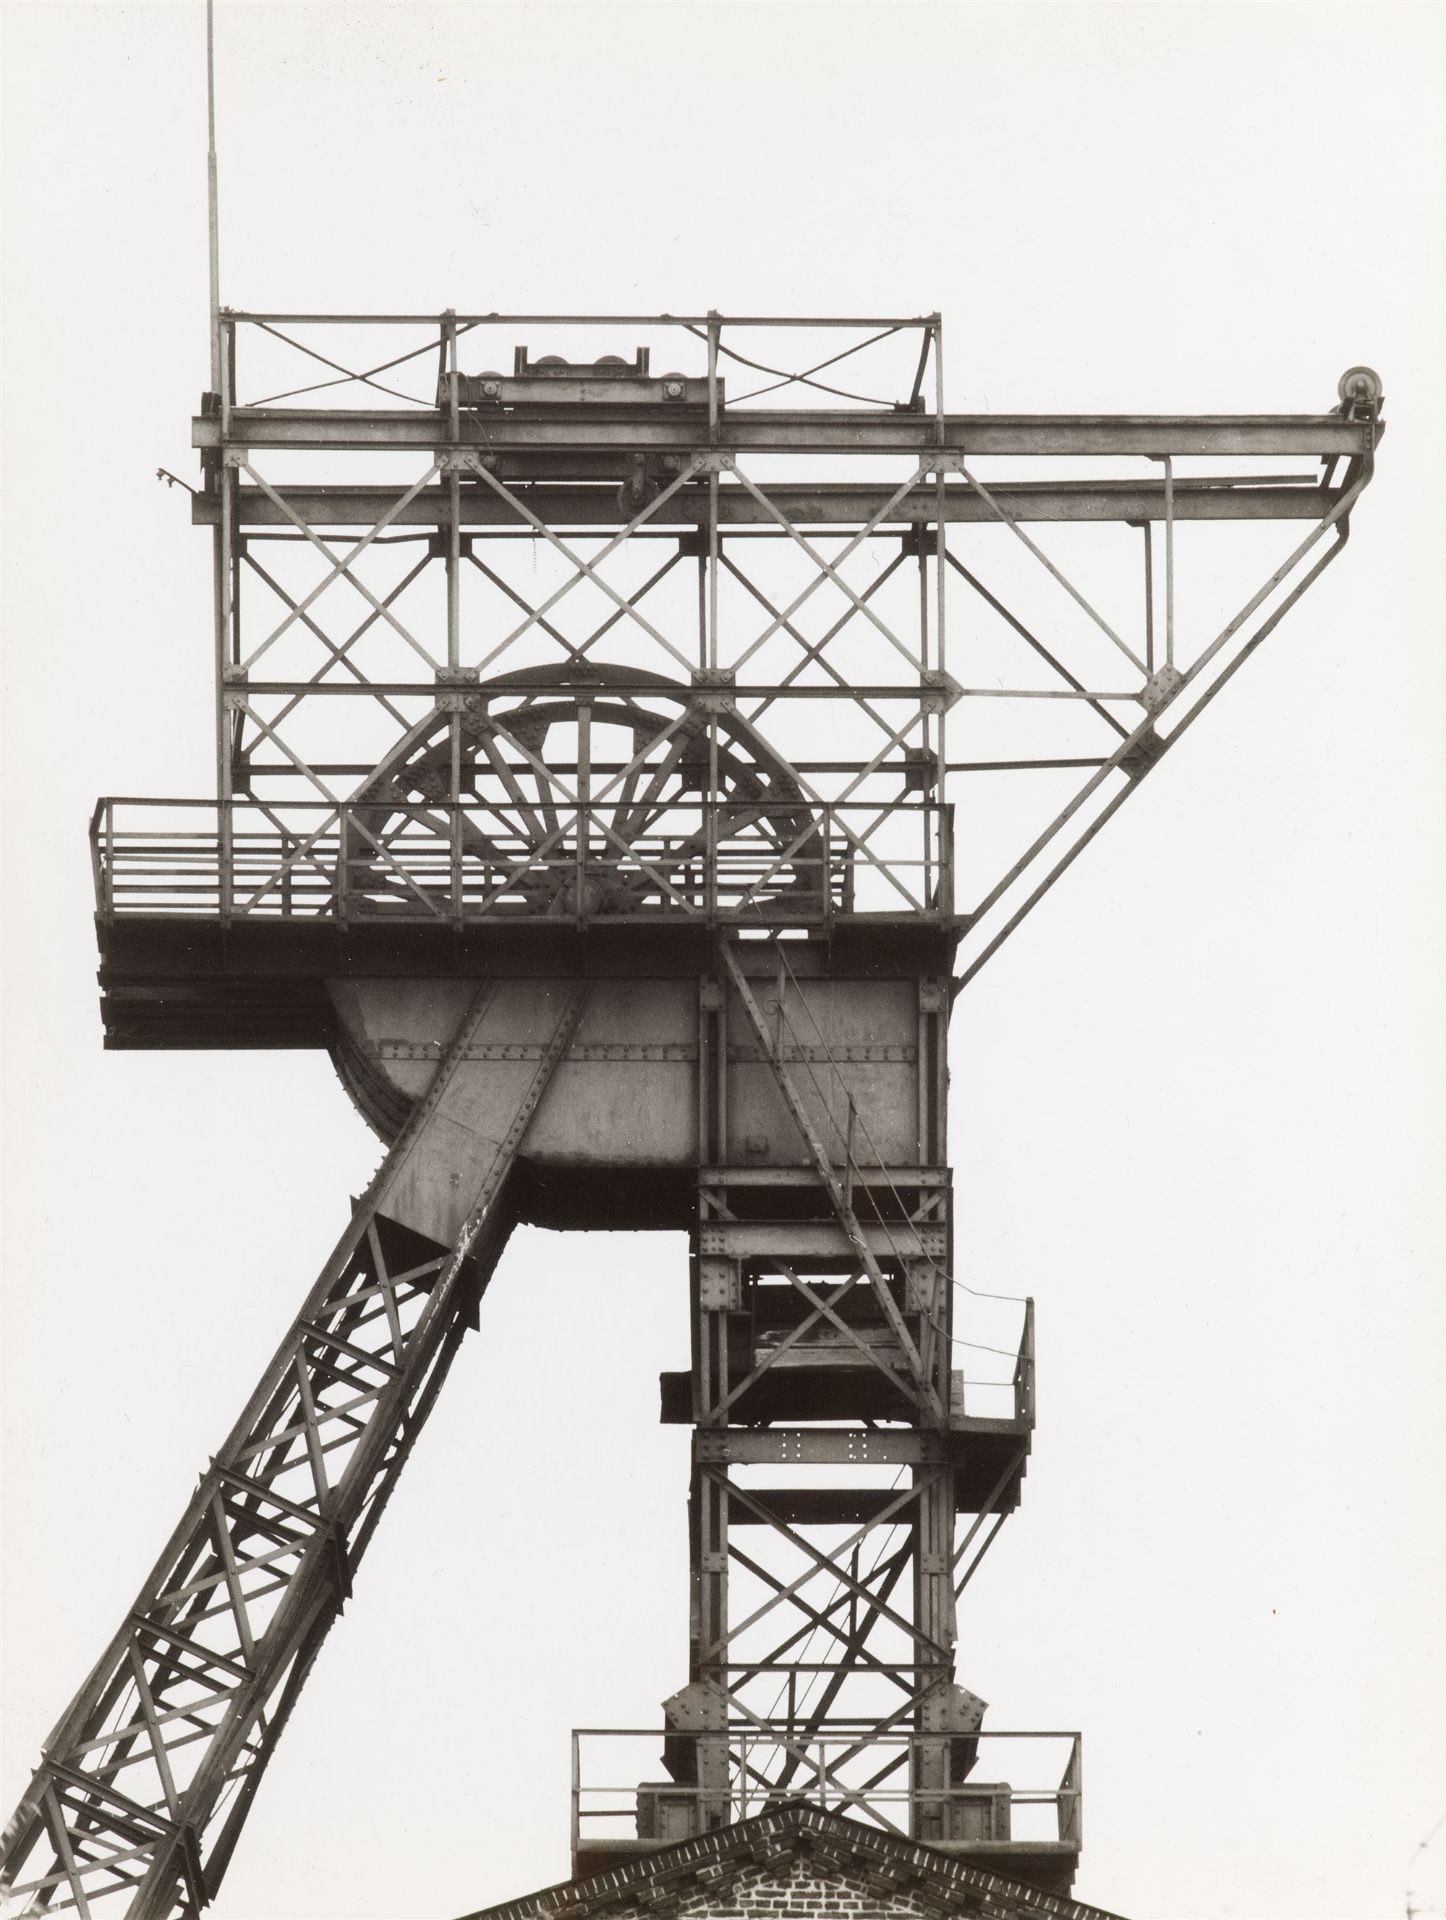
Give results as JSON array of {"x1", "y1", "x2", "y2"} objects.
[
  {"x1": 194, "y1": 477, "x2": 1349, "y2": 530},
  {"x1": 222, "y1": 311, "x2": 939, "y2": 327},
  {"x1": 195, "y1": 407, "x2": 1377, "y2": 457}
]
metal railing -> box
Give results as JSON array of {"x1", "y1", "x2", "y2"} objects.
[
  {"x1": 1009, "y1": 1296, "x2": 1037, "y2": 1425},
  {"x1": 571, "y1": 1726, "x2": 1080, "y2": 1856},
  {"x1": 90, "y1": 797, "x2": 953, "y2": 929},
  {"x1": 216, "y1": 310, "x2": 944, "y2": 420},
  {"x1": 953, "y1": 1294, "x2": 1036, "y2": 1424}
]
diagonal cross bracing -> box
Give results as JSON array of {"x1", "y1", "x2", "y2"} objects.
[
  {"x1": 239, "y1": 462, "x2": 443, "y2": 672},
  {"x1": 461, "y1": 453, "x2": 705, "y2": 672}
]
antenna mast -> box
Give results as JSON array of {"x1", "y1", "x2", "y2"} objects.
[{"x1": 206, "y1": 0, "x2": 221, "y2": 391}]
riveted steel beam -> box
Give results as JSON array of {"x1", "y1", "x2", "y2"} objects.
[
  {"x1": 194, "y1": 479, "x2": 1352, "y2": 530},
  {"x1": 194, "y1": 408, "x2": 1375, "y2": 458}
]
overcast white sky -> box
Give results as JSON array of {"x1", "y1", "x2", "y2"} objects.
[{"x1": 2, "y1": 4, "x2": 1443, "y2": 1919}]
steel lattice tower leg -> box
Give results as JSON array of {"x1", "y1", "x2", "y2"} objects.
[{"x1": 614, "y1": 946, "x2": 1027, "y2": 1867}]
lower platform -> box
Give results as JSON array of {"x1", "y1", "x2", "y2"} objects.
[
  {"x1": 676, "y1": 1415, "x2": 1031, "y2": 1515},
  {"x1": 569, "y1": 1727, "x2": 1083, "y2": 1899},
  {"x1": 570, "y1": 1837, "x2": 1080, "y2": 1901},
  {"x1": 467, "y1": 1800, "x2": 1122, "y2": 1920}
]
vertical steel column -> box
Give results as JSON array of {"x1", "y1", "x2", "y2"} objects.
[
  {"x1": 933, "y1": 319, "x2": 949, "y2": 902},
  {"x1": 215, "y1": 318, "x2": 235, "y2": 924},
  {"x1": 444, "y1": 312, "x2": 463, "y2": 919}
]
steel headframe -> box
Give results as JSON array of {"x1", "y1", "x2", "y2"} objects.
[{"x1": 3, "y1": 313, "x2": 1382, "y2": 1917}]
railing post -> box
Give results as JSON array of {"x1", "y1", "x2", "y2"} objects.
[
  {"x1": 576, "y1": 801, "x2": 587, "y2": 928},
  {"x1": 706, "y1": 796, "x2": 718, "y2": 924},
  {"x1": 571, "y1": 1732, "x2": 581, "y2": 1866},
  {"x1": 219, "y1": 798, "x2": 232, "y2": 928},
  {"x1": 90, "y1": 800, "x2": 113, "y2": 923},
  {"x1": 922, "y1": 776, "x2": 934, "y2": 911},
  {"x1": 1020, "y1": 1297, "x2": 1036, "y2": 1425},
  {"x1": 774, "y1": 946, "x2": 786, "y2": 1065},
  {"x1": 822, "y1": 805, "x2": 833, "y2": 927},
  {"x1": 337, "y1": 809, "x2": 350, "y2": 927},
  {"x1": 450, "y1": 804, "x2": 463, "y2": 928},
  {"x1": 1059, "y1": 1732, "x2": 1082, "y2": 1848}
]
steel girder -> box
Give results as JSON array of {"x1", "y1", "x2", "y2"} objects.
[
  {"x1": 191, "y1": 480, "x2": 1359, "y2": 527},
  {"x1": 193, "y1": 408, "x2": 1374, "y2": 458},
  {"x1": 0, "y1": 988, "x2": 584, "y2": 1918}
]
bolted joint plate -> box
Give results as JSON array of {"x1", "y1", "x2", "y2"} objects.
[
  {"x1": 919, "y1": 668, "x2": 963, "y2": 715},
  {"x1": 663, "y1": 1682, "x2": 728, "y2": 1734},
  {"x1": 696, "y1": 1258, "x2": 742, "y2": 1312},
  {"x1": 691, "y1": 666, "x2": 735, "y2": 714},
  {"x1": 920, "y1": 1681, "x2": 988, "y2": 1734},
  {"x1": 696, "y1": 1221, "x2": 948, "y2": 1259},
  {"x1": 694, "y1": 1429, "x2": 948, "y2": 1466},
  {"x1": 1142, "y1": 662, "x2": 1184, "y2": 715}
]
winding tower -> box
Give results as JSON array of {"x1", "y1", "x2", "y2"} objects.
[{"x1": 1, "y1": 307, "x2": 1381, "y2": 1919}]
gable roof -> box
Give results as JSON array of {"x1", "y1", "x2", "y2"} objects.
[{"x1": 459, "y1": 1801, "x2": 1130, "y2": 1920}]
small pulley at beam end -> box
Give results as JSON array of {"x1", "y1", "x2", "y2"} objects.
[{"x1": 1337, "y1": 365, "x2": 1384, "y2": 410}]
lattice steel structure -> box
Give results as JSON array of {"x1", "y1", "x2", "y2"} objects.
[{"x1": 3, "y1": 311, "x2": 1381, "y2": 1918}]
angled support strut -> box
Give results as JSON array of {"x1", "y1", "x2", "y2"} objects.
[{"x1": 1, "y1": 986, "x2": 585, "y2": 1920}]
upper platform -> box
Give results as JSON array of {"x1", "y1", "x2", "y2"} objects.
[
  {"x1": 194, "y1": 309, "x2": 1379, "y2": 513},
  {"x1": 97, "y1": 315, "x2": 1382, "y2": 1046}
]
